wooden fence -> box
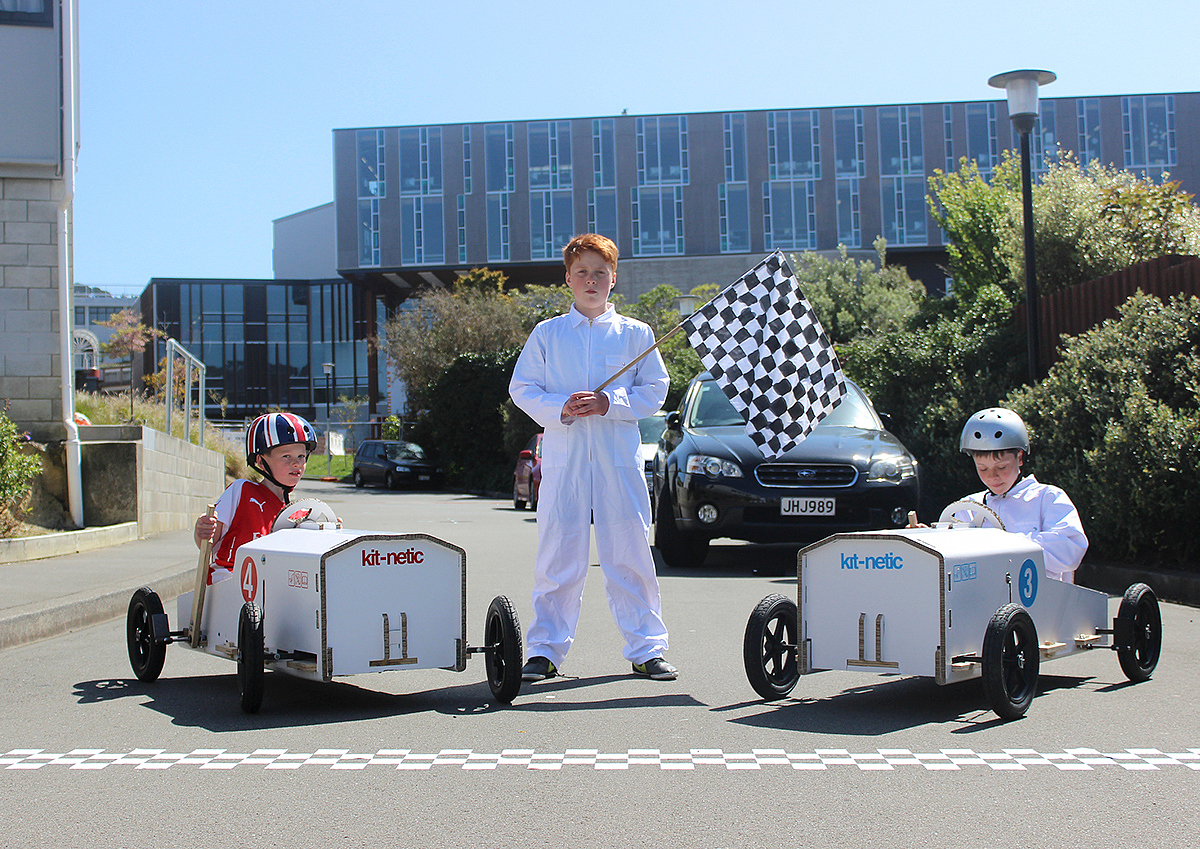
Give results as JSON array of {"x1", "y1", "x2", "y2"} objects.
[{"x1": 1015, "y1": 254, "x2": 1200, "y2": 373}]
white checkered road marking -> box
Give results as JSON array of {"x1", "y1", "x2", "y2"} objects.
[{"x1": 3, "y1": 747, "x2": 1198, "y2": 771}]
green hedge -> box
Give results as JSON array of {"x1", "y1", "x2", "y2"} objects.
[{"x1": 1006, "y1": 293, "x2": 1199, "y2": 567}]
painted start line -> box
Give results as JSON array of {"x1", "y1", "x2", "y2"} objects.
[{"x1": 3, "y1": 747, "x2": 1199, "y2": 771}]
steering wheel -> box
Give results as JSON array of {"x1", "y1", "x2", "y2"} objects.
[
  {"x1": 272, "y1": 498, "x2": 340, "y2": 531},
  {"x1": 936, "y1": 499, "x2": 1006, "y2": 530}
]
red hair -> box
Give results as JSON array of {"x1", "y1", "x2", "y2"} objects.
[{"x1": 563, "y1": 233, "x2": 618, "y2": 271}]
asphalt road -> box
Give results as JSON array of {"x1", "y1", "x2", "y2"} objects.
[{"x1": 2, "y1": 481, "x2": 1197, "y2": 847}]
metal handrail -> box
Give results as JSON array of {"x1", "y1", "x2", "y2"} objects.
[{"x1": 163, "y1": 338, "x2": 207, "y2": 445}]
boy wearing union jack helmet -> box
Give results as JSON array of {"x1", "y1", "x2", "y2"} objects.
[{"x1": 192, "y1": 412, "x2": 317, "y2": 585}]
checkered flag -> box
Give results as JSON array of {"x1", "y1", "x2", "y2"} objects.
[{"x1": 681, "y1": 251, "x2": 846, "y2": 460}]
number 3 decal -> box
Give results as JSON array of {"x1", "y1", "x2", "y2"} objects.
[
  {"x1": 240, "y1": 556, "x2": 258, "y2": 603},
  {"x1": 1018, "y1": 558, "x2": 1038, "y2": 607}
]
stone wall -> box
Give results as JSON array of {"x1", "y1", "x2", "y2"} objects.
[{"x1": 0, "y1": 175, "x2": 65, "y2": 442}]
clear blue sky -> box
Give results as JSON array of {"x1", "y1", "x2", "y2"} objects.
[{"x1": 72, "y1": 0, "x2": 1200, "y2": 296}]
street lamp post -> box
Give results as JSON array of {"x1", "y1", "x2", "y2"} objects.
[
  {"x1": 322, "y1": 361, "x2": 334, "y2": 475},
  {"x1": 988, "y1": 69, "x2": 1055, "y2": 382}
]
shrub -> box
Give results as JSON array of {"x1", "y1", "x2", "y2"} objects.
[
  {"x1": 1005, "y1": 293, "x2": 1200, "y2": 567},
  {"x1": 0, "y1": 408, "x2": 42, "y2": 535}
]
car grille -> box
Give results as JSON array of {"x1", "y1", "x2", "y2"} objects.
[{"x1": 754, "y1": 463, "x2": 859, "y2": 488}]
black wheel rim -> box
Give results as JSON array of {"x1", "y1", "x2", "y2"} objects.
[
  {"x1": 1002, "y1": 618, "x2": 1037, "y2": 703},
  {"x1": 130, "y1": 603, "x2": 151, "y2": 668},
  {"x1": 487, "y1": 612, "x2": 505, "y2": 687},
  {"x1": 760, "y1": 612, "x2": 796, "y2": 686},
  {"x1": 1132, "y1": 598, "x2": 1161, "y2": 671}
]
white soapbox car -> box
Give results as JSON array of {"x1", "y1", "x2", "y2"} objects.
[
  {"x1": 743, "y1": 500, "x2": 1163, "y2": 719},
  {"x1": 125, "y1": 499, "x2": 523, "y2": 712}
]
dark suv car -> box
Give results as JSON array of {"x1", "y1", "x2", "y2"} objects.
[
  {"x1": 353, "y1": 440, "x2": 443, "y2": 490},
  {"x1": 652, "y1": 375, "x2": 920, "y2": 567}
]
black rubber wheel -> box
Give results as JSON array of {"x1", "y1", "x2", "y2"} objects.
[
  {"x1": 981, "y1": 603, "x2": 1039, "y2": 720},
  {"x1": 484, "y1": 595, "x2": 523, "y2": 704},
  {"x1": 654, "y1": 487, "x2": 709, "y2": 568},
  {"x1": 126, "y1": 587, "x2": 167, "y2": 682},
  {"x1": 1116, "y1": 583, "x2": 1162, "y2": 682},
  {"x1": 743, "y1": 593, "x2": 800, "y2": 699},
  {"x1": 513, "y1": 481, "x2": 526, "y2": 510},
  {"x1": 354, "y1": 469, "x2": 364, "y2": 488},
  {"x1": 237, "y1": 603, "x2": 265, "y2": 714}
]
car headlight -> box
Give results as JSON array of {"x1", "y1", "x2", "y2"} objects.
[
  {"x1": 686, "y1": 454, "x2": 743, "y2": 479},
  {"x1": 867, "y1": 455, "x2": 916, "y2": 481}
]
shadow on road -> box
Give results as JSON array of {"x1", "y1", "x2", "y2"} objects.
[{"x1": 720, "y1": 672, "x2": 1095, "y2": 735}]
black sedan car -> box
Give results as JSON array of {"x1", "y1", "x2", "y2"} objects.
[
  {"x1": 652, "y1": 375, "x2": 920, "y2": 567},
  {"x1": 352, "y1": 439, "x2": 443, "y2": 490}
]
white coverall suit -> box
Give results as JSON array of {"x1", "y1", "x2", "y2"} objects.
[
  {"x1": 960, "y1": 475, "x2": 1089, "y2": 582},
  {"x1": 509, "y1": 305, "x2": 670, "y2": 668}
]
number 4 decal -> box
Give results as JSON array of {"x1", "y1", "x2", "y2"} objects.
[{"x1": 240, "y1": 556, "x2": 258, "y2": 603}]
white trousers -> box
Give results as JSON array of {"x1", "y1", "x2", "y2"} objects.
[{"x1": 527, "y1": 461, "x2": 668, "y2": 668}]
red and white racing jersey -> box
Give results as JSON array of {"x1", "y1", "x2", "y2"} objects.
[{"x1": 209, "y1": 479, "x2": 285, "y2": 584}]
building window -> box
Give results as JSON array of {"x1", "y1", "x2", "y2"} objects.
[
  {"x1": 834, "y1": 108, "x2": 865, "y2": 178},
  {"x1": 768, "y1": 111, "x2": 820, "y2": 181},
  {"x1": 457, "y1": 194, "x2": 467, "y2": 263},
  {"x1": 1077, "y1": 98, "x2": 1102, "y2": 167},
  {"x1": 836, "y1": 178, "x2": 860, "y2": 248},
  {"x1": 356, "y1": 129, "x2": 386, "y2": 199},
  {"x1": 1032, "y1": 102, "x2": 1058, "y2": 176},
  {"x1": 531, "y1": 190, "x2": 574, "y2": 260},
  {"x1": 593, "y1": 118, "x2": 617, "y2": 188},
  {"x1": 763, "y1": 180, "x2": 816, "y2": 250},
  {"x1": 401, "y1": 196, "x2": 444, "y2": 265},
  {"x1": 881, "y1": 176, "x2": 928, "y2": 247},
  {"x1": 588, "y1": 188, "x2": 618, "y2": 244},
  {"x1": 529, "y1": 121, "x2": 573, "y2": 190},
  {"x1": 485, "y1": 123, "x2": 515, "y2": 193},
  {"x1": 724, "y1": 113, "x2": 748, "y2": 182},
  {"x1": 1123, "y1": 95, "x2": 1176, "y2": 175},
  {"x1": 632, "y1": 186, "x2": 684, "y2": 256},
  {"x1": 399, "y1": 127, "x2": 442, "y2": 195},
  {"x1": 0, "y1": 1, "x2": 53, "y2": 26},
  {"x1": 637, "y1": 116, "x2": 688, "y2": 185},
  {"x1": 965, "y1": 102, "x2": 998, "y2": 177},
  {"x1": 879, "y1": 105, "x2": 924, "y2": 176},
  {"x1": 944, "y1": 104, "x2": 955, "y2": 172},
  {"x1": 462, "y1": 126, "x2": 472, "y2": 194},
  {"x1": 719, "y1": 182, "x2": 751, "y2": 253},
  {"x1": 487, "y1": 193, "x2": 509, "y2": 262},
  {"x1": 358, "y1": 199, "x2": 380, "y2": 267}
]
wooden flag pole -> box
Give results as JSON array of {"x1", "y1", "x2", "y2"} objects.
[
  {"x1": 189, "y1": 504, "x2": 215, "y2": 648},
  {"x1": 593, "y1": 323, "x2": 686, "y2": 393}
]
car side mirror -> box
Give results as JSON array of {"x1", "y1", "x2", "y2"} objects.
[
  {"x1": 878, "y1": 412, "x2": 895, "y2": 431},
  {"x1": 665, "y1": 411, "x2": 682, "y2": 431}
]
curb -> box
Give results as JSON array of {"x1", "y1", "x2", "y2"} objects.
[
  {"x1": 0, "y1": 566, "x2": 194, "y2": 652},
  {"x1": 0, "y1": 522, "x2": 140, "y2": 564},
  {"x1": 1078, "y1": 561, "x2": 1200, "y2": 609}
]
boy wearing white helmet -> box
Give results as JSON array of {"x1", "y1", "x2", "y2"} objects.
[
  {"x1": 192, "y1": 412, "x2": 317, "y2": 585},
  {"x1": 955, "y1": 407, "x2": 1088, "y2": 582}
]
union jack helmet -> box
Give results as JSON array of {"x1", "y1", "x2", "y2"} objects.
[{"x1": 245, "y1": 412, "x2": 317, "y2": 465}]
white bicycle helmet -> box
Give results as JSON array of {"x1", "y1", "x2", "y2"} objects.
[{"x1": 959, "y1": 407, "x2": 1029, "y2": 454}]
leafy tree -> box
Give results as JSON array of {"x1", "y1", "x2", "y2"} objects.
[
  {"x1": 788, "y1": 238, "x2": 925, "y2": 345},
  {"x1": 929, "y1": 151, "x2": 1200, "y2": 304},
  {"x1": 98, "y1": 309, "x2": 165, "y2": 420},
  {"x1": 380, "y1": 283, "x2": 528, "y2": 413}
]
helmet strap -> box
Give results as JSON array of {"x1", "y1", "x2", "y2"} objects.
[{"x1": 252, "y1": 455, "x2": 293, "y2": 504}]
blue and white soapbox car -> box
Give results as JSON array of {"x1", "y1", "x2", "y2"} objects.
[
  {"x1": 125, "y1": 499, "x2": 523, "y2": 712},
  {"x1": 743, "y1": 500, "x2": 1163, "y2": 719}
]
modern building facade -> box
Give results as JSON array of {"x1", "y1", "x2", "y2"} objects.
[
  {"x1": 331, "y1": 92, "x2": 1198, "y2": 302},
  {"x1": 140, "y1": 277, "x2": 386, "y2": 422}
]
